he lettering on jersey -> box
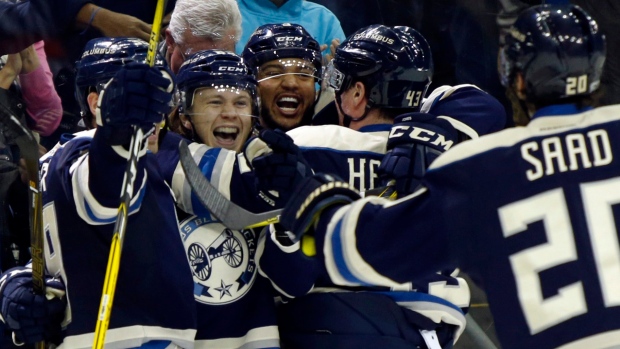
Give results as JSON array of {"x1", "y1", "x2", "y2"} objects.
[
  {"x1": 347, "y1": 158, "x2": 381, "y2": 192},
  {"x1": 521, "y1": 129, "x2": 613, "y2": 181}
]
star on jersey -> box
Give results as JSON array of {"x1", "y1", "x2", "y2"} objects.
[{"x1": 215, "y1": 279, "x2": 233, "y2": 299}]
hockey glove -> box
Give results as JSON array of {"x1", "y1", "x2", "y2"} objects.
[
  {"x1": 96, "y1": 62, "x2": 174, "y2": 145},
  {"x1": 0, "y1": 266, "x2": 66, "y2": 345},
  {"x1": 280, "y1": 173, "x2": 360, "y2": 245},
  {"x1": 245, "y1": 129, "x2": 313, "y2": 206},
  {"x1": 378, "y1": 112, "x2": 459, "y2": 196}
]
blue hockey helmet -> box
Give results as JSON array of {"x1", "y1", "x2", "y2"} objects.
[
  {"x1": 176, "y1": 50, "x2": 259, "y2": 116},
  {"x1": 325, "y1": 24, "x2": 433, "y2": 110},
  {"x1": 74, "y1": 37, "x2": 166, "y2": 119},
  {"x1": 499, "y1": 4, "x2": 606, "y2": 103},
  {"x1": 241, "y1": 23, "x2": 322, "y2": 78}
]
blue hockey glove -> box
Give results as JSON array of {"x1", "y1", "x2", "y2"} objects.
[
  {"x1": 378, "y1": 113, "x2": 459, "y2": 196},
  {"x1": 0, "y1": 266, "x2": 66, "y2": 345},
  {"x1": 280, "y1": 173, "x2": 360, "y2": 243},
  {"x1": 245, "y1": 129, "x2": 313, "y2": 206},
  {"x1": 96, "y1": 62, "x2": 174, "y2": 145}
]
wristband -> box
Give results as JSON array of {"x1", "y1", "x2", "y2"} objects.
[{"x1": 80, "y1": 6, "x2": 101, "y2": 35}]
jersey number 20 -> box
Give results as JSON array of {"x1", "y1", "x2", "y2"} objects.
[{"x1": 498, "y1": 178, "x2": 620, "y2": 335}]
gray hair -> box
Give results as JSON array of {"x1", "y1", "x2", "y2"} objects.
[{"x1": 169, "y1": 0, "x2": 242, "y2": 45}]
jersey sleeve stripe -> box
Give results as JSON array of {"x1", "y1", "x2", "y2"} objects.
[
  {"x1": 72, "y1": 154, "x2": 147, "y2": 225},
  {"x1": 324, "y1": 197, "x2": 411, "y2": 288}
]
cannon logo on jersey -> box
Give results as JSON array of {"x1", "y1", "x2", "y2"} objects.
[
  {"x1": 179, "y1": 215, "x2": 257, "y2": 305},
  {"x1": 389, "y1": 123, "x2": 454, "y2": 151}
]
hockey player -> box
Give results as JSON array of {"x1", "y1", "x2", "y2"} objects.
[
  {"x1": 0, "y1": 38, "x2": 198, "y2": 348},
  {"x1": 72, "y1": 37, "x2": 166, "y2": 155},
  {"x1": 277, "y1": 4, "x2": 619, "y2": 349},
  {"x1": 172, "y1": 50, "x2": 258, "y2": 153},
  {"x1": 156, "y1": 50, "x2": 281, "y2": 349},
  {"x1": 242, "y1": 23, "x2": 322, "y2": 131},
  {"x1": 1, "y1": 46, "x2": 282, "y2": 349},
  {"x1": 245, "y1": 24, "x2": 505, "y2": 349}
]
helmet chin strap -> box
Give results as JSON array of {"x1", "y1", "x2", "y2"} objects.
[{"x1": 336, "y1": 92, "x2": 371, "y2": 128}]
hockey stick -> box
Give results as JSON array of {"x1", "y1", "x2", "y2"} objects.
[
  {"x1": 92, "y1": 1, "x2": 167, "y2": 347},
  {"x1": 464, "y1": 313, "x2": 499, "y2": 349},
  {"x1": 0, "y1": 102, "x2": 45, "y2": 349},
  {"x1": 178, "y1": 141, "x2": 282, "y2": 230}
]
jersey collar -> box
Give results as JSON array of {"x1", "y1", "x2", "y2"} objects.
[
  {"x1": 358, "y1": 124, "x2": 392, "y2": 133},
  {"x1": 532, "y1": 103, "x2": 593, "y2": 119}
]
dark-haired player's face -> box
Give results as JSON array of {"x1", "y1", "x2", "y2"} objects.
[{"x1": 256, "y1": 58, "x2": 317, "y2": 131}]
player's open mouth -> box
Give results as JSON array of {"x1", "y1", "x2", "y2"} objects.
[
  {"x1": 213, "y1": 126, "x2": 239, "y2": 145},
  {"x1": 276, "y1": 96, "x2": 300, "y2": 115}
]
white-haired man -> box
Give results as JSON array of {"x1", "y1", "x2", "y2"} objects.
[{"x1": 165, "y1": 0, "x2": 242, "y2": 73}]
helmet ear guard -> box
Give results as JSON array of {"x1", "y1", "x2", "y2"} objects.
[{"x1": 500, "y1": 4, "x2": 606, "y2": 103}]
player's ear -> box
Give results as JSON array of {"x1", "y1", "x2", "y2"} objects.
[
  {"x1": 87, "y1": 91, "x2": 99, "y2": 117},
  {"x1": 179, "y1": 112, "x2": 193, "y2": 130},
  {"x1": 352, "y1": 81, "x2": 367, "y2": 108}
]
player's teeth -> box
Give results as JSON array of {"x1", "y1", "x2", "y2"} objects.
[
  {"x1": 278, "y1": 97, "x2": 299, "y2": 103},
  {"x1": 214, "y1": 127, "x2": 238, "y2": 134}
]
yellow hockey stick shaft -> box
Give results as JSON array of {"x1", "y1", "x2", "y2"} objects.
[{"x1": 92, "y1": 0, "x2": 166, "y2": 347}]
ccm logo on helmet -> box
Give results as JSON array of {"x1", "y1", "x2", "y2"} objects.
[
  {"x1": 389, "y1": 124, "x2": 454, "y2": 151},
  {"x1": 276, "y1": 36, "x2": 303, "y2": 42},
  {"x1": 218, "y1": 66, "x2": 245, "y2": 72}
]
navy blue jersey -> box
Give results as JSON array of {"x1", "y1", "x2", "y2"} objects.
[
  {"x1": 40, "y1": 130, "x2": 196, "y2": 348},
  {"x1": 156, "y1": 132, "x2": 280, "y2": 348},
  {"x1": 257, "y1": 113, "x2": 472, "y2": 345},
  {"x1": 178, "y1": 216, "x2": 279, "y2": 348},
  {"x1": 168, "y1": 138, "x2": 277, "y2": 217},
  {"x1": 318, "y1": 104, "x2": 620, "y2": 349}
]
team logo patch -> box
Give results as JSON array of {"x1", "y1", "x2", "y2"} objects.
[{"x1": 179, "y1": 215, "x2": 257, "y2": 305}]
